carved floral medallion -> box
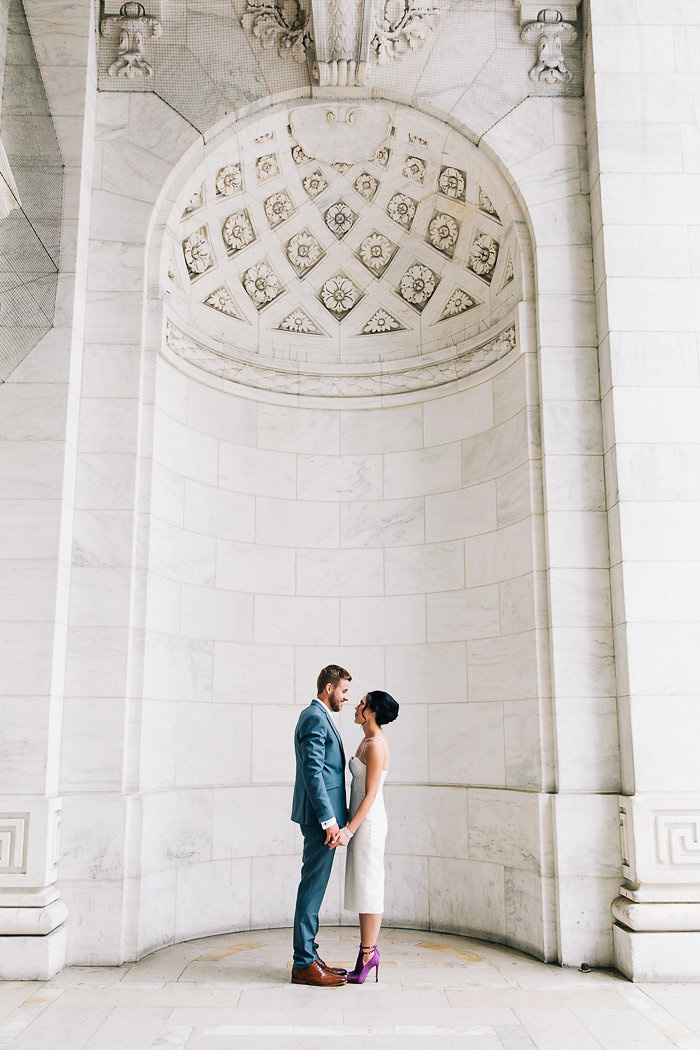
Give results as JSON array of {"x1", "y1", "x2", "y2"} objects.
[
  {"x1": 357, "y1": 231, "x2": 396, "y2": 278},
  {"x1": 354, "y1": 171, "x2": 379, "y2": 202},
  {"x1": 387, "y1": 192, "x2": 417, "y2": 230},
  {"x1": 182, "y1": 226, "x2": 214, "y2": 278},
  {"x1": 242, "y1": 261, "x2": 284, "y2": 307},
  {"x1": 222, "y1": 210, "x2": 256, "y2": 254},
  {"x1": 256, "y1": 153, "x2": 280, "y2": 181},
  {"x1": 324, "y1": 200, "x2": 358, "y2": 239},
  {"x1": 427, "y1": 212, "x2": 459, "y2": 257},
  {"x1": 320, "y1": 275, "x2": 362, "y2": 317},
  {"x1": 402, "y1": 155, "x2": 426, "y2": 185},
  {"x1": 438, "y1": 166, "x2": 466, "y2": 201},
  {"x1": 286, "y1": 229, "x2": 324, "y2": 275},
  {"x1": 398, "y1": 263, "x2": 438, "y2": 310},
  {"x1": 216, "y1": 164, "x2": 243, "y2": 197},
  {"x1": 264, "y1": 190, "x2": 295, "y2": 227},
  {"x1": 468, "y1": 232, "x2": 499, "y2": 282},
  {"x1": 302, "y1": 169, "x2": 328, "y2": 198}
]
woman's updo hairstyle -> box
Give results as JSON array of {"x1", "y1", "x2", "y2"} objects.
[{"x1": 365, "y1": 690, "x2": 399, "y2": 727}]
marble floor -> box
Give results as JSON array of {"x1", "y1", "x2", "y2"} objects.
[{"x1": 1, "y1": 927, "x2": 700, "y2": 1049}]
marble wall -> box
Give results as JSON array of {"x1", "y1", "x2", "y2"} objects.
[
  {"x1": 0, "y1": 0, "x2": 649, "y2": 980},
  {"x1": 133, "y1": 339, "x2": 551, "y2": 958},
  {"x1": 586, "y1": 0, "x2": 700, "y2": 981}
]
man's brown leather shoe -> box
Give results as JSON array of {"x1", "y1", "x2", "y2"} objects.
[
  {"x1": 318, "y1": 957, "x2": 348, "y2": 976},
  {"x1": 291, "y1": 960, "x2": 347, "y2": 986}
]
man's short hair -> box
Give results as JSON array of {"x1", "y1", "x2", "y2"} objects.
[{"x1": 317, "y1": 664, "x2": 352, "y2": 694}]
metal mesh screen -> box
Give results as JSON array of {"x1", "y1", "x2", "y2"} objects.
[
  {"x1": 0, "y1": 0, "x2": 62, "y2": 382},
  {"x1": 96, "y1": 1, "x2": 581, "y2": 140}
]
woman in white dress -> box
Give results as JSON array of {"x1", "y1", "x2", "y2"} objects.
[{"x1": 331, "y1": 690, "x2": 399, "y2": 984}]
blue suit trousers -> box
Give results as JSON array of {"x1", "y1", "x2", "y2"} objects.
[{"x1": 293, "y1": 822, "x2": 335, "y2": 968}]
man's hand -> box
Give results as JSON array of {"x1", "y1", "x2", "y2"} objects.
[
  {"x1": 324, "y1": 822, "x2": 340, "y2": 845},
  {"x1": 329, "y1": 827, "x2": 352, "y2": 849}
]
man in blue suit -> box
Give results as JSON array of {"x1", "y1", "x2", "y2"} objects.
[{"x1": 291, "y1": 664, "x2": 352, "y2": 987}]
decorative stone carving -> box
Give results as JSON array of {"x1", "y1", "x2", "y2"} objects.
[
  {"x1": 478, "y1": 187, "x2": 501, "y2": 222},
  {"x1": 501, "y1": 251, "x2": 515, "y2": 287},
  {"x1": 387, "y1": 192, "x2": 417, "y2": 230},
  {"x1": 164, "y1": 317, "x2": 518, "y2": 398},
  {"x1": 165, "y1": 103, "x2": 525, "y2": 382},
  {"x1": 437, "y1": 287, "x2": 479, "y2": 321},
  {"x1": 319, "y1": 274, "x2": 362, "y2": 317},
  {"x1": 290, "y1": 104, "x2": 392, "y2": 166},
  {"x1": 373, "y1": 146, "x2": 391, "y2": 167},
  {"x1": 311, "y1": 0, "x2": 373, "y2": 87},
  {"x1": 286, "y1": 229, "x2": 325, "y2": 276},
  {"x1": 0, "y1": 815, "x2": 28, "y2": 874},
  {"x1": 244, "y1": 1, "x2": 439, "y2": 83},
  {"x1": 181, "y1": 184, "x2": 204, "y2": 219},
  {"x1": 255, "y1": 153, "x2": 280, "y2": 181},
  {"x1": 520, "y1": 8, "x2": 577, "y2": 86},
  {"x1": 277, "y1": 307, "x2": 326, "y2": 334},
  {"x1": 242, "y1": 261, "x2": 284, "y2": 308},
  {"x1": 264, "y1": 189, "x2": 295, "y2": 227},
  {"x1": 222, "y1": 210, "x2": 256, "y2": 254},
  {"x1": 182, "y1": 227, "x2": 214, "y2": 278},
  {"x1": 100, "y1": 1, "x2": 162, "y2": 79},
  {"x1": 357, "y1": 231, "x2": 397, "y2": 278},
  {"x1": 324, "y1": 200, "x2": 358, "y2": 239},
  {"x1": 256, "y1": 131, "x2": 274, "y2": 143},
  {"x1": 332, "y1": 161, "x2": 352, "y2": 175},
  {"x1": 216, "y1": 164, "x2": 244, "y2": 197},
  {"x1": 427, "y1": 211, "x2": 459, "y2": 257},
  {"x1": 467, "y1": 231, "x2": 499, "y2": 283},
  {"x1": 354, "y1": 171, "x2": 379, "y2": 201},
  {"x1": 402, "y1": 155, "x2": 426, "y2": 185},
  {"x1": 361, "y1": 308, "x2": 404, "y2": 334},
  {"x1": 438, "y1": 165, "x2": 466, "y2": 201},
  {"x1": 245, "y1": 0, "x2": 312, "y2": 63},
  {"x1": 398, "y1": 262, "x2": 438, "y2": 311},
  {"x1": 409, "y1": 133, "x2": 428, "y2": 148},
  {"x1": 203, "y1": 285, "x2": 247, "y2": 320},
  {"x1": 291, "y1": 144, "x2": 312, "y2": 165},
  {"x1": 373, "y1": 0, "x2": 440, "y2": 63},
  {"x1": 302, "y1": 168, "x2": 328, "y2": 198}
]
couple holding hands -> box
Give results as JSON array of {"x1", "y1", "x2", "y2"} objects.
[{"x1": 291, "y1": 664, "x2": 399, "y2": 987}]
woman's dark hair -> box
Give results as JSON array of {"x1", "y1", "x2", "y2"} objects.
[{"x1": 365, "y1": 690, "x2": 399, "y2": 727}]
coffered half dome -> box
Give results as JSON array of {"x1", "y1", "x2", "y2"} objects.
[{"x1": 163, "y1": 101, "x2": 530, "y2": 395}]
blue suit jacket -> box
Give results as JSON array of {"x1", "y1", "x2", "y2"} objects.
[{"x1": 291, "y1": 699, "x2": 347, "y2": 828}]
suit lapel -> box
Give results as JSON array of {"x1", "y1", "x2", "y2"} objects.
[{"x1": 312, "y1": 699, "x2": 345, "y2": 762}]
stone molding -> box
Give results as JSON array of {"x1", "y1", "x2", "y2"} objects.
[
  {"x1": 100, "y1": 1, "x2": 163, "y2": 79},
  {"x1": 163, "y1": 316, "x2": 518, "y2": 398}
]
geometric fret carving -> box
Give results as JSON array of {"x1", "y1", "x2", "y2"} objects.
[
  {"x1": 0, "y1": 815, "x2": 29, "y2": 874},
  {"x1": 656, "y1": 812, "x2": 700, "y2": 868}
]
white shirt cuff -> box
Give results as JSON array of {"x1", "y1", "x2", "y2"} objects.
[{"x1": 320, "y1": 817, "x2": 336, "y2": 829}]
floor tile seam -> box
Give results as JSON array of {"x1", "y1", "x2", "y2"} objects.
[
  {"x1": 617, "y1": 986, "x2": 700, "y2": 1048},
  {"x1": 511, "y1": 1003, "x2": 606, "y2": 1049}
]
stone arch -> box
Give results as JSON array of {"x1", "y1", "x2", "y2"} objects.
[{"x1": 58, "y1": 85, "x2": 618, "y2": 971}]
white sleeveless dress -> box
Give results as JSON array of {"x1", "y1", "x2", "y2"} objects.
[{"x1": 343, "y1": 756, "x2": 388, "y2": 913}]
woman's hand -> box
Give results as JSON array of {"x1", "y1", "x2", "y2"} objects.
[{"x1": 329, "y1": 826, "x2": 353, "y2": 849}]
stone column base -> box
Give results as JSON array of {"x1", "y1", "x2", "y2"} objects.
[
  {"x1": 0, "y1": 925, "x2": 67, "y2": 980},
  {"x1": 614, "y1": 924, "x2": 700, "y2": 982}
]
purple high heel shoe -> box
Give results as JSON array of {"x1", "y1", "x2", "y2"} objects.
[{"x1": 347, "y1": 944, "x2": 380, "y2": 984}]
